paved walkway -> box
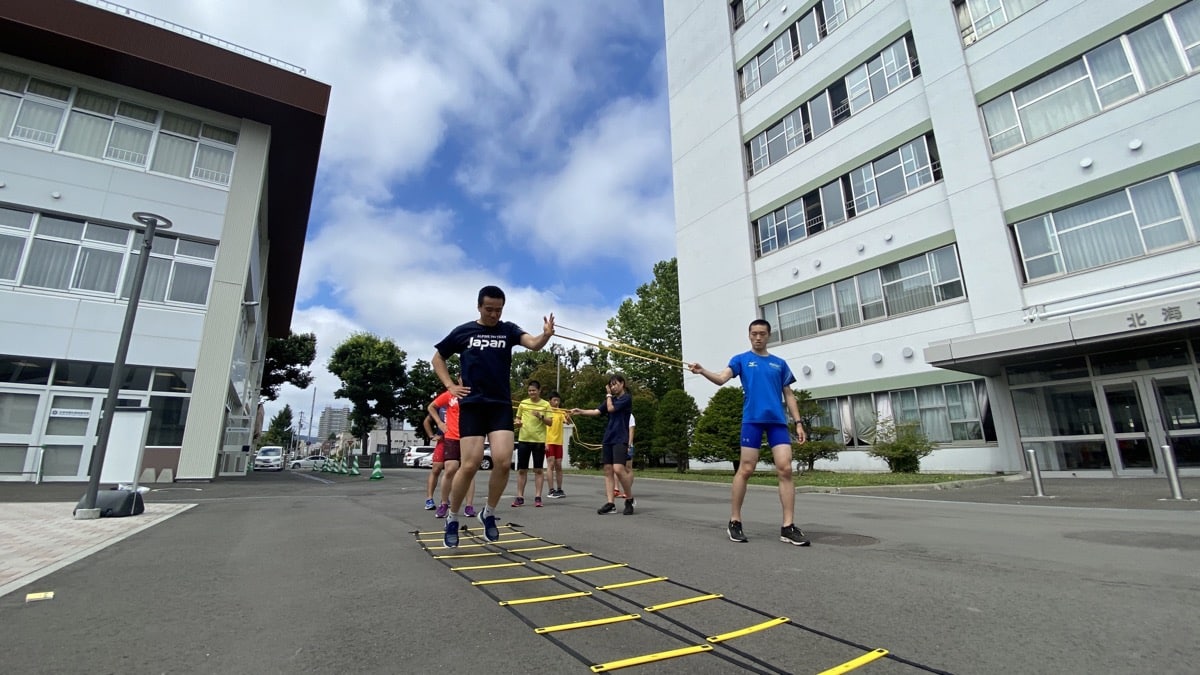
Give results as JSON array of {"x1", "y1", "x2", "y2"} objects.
[{"x1": 0, "y1": 500, "x2": 194, "y2": 599}]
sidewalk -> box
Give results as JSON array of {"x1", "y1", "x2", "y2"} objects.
[{"x1": 812, "y1": 475, "x2": 1200, "y2": 511}]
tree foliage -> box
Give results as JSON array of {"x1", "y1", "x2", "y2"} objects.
[
  {"x1": 260, "y1": 332, "x2": 317, "y2": 401},
  {"x1": 654, "y1": 389, "x2": 699, "y2": 472},
  {"x1": 605, "y1": 258, "x2": 683, "y2": 399},
  {"x1": 793, "y1": 389, "x2": 842, "y2": 471},
  {"x1": 867, "y1": 416, "x2": 936, "y2": 473},
  {"x1": 402, "y1": 358, "x2": 451, "y2": 439},
  {"x1": 691, "y1": 386, "x2": 745, "y2": 464},
  {"x1": 327, "y1": 333, "x2": 409, "y2": 452},
  {"x1": 259, "y1": 405, "x2": 294, "y2": 448}
]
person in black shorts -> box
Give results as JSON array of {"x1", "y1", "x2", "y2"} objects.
[
  {"x1": 433, "y1": 285, "x2": 554, "y2": 547},
  {"x1": 571, "y1": 373, "x2": 635, "y2": 516}
]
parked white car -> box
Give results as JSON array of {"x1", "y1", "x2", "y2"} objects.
[
  {"x1": 290, "y1": 455, "x2": 328, "y2": 470},
  {"x1": 404, "y1": 445, "x2": 436, "y2": 468}
]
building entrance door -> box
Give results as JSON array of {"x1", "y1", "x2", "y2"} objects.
[
  {"x1": 39, "y1": 394, "x2": 102, "y2": 481},
  {"x1": 1096, "y1": 371, "x2": 1200, "y2": 475}
]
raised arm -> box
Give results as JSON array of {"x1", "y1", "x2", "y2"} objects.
[
  {"x1": 519, "y1": 313, "x2": 556, "y2": 351},
  {"x1": 689, "y1": 362, "x2": 735, "y2": 386}
]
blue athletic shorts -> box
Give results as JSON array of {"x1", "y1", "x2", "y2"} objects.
[{"x1": 740, "y1": 422, "x2": 790, "y2": 448}]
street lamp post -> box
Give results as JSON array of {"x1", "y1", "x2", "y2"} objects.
[{"x1": 77, "y1": 212, "x2": 172, "y2": 518}]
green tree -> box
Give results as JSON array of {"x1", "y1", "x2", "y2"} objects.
[
  {"x1": 348, "y1": 405, "x2": 376, "y2": 455},
  {"x1": 793, "y1": 389, "x2": 842, "y2": 471},
  {"x1": 260, "y1": 405, "x2": 294, "y2": 448},
  {"x1": 402, "y1": 358, "x2": 452, "y2": 435},
  {"x1": 562, "y1": 365, "x2": 609, "y2": 469},
  {"x1": 259, "y1": 332, "x2": 317, "y2": 401},
  {"x1": 691, "y1": 387, "x2": 745, "y2": 464},
  {"x1": 630, "y1": 387, "x2": 657, "y2": 466},
  {"x1": 327, "y1": 333, "x2": 409, "y2": 454},
  {"x1": 510, "y1": 351, "x2": 555, "y2": 396},
  {"x1": 605, "y1": 258, "x2": 683, "y2": 399},
  {"x1": 654, "y1": 389, "x2": 699, "y2": 472}
]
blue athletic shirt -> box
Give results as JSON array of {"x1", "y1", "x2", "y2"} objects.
[
  {"x1": 597, "y1": 392, "x2": 633, "y2": 445},
  {"x1": 435, "y1": 320, "x2": 526, "y2": 405},
  {"x1": 728, "y1": 351, "x2": 796, "y2": 424}
]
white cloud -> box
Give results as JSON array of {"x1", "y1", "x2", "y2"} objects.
[{"x1": 110, "y1": 0, "x2": 673, "y2": 427}]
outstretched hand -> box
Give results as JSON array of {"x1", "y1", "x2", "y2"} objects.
[
  {"x1": 543, "y1": 312, "x2": 556, "y2": 336},
  {"x1": 688, "y1": 362, "x2": 703, "y2": 374}
]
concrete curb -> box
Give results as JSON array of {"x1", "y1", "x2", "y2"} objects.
[{"x1": 795, "y1": 475, "x2": 1015, "y2": 494}]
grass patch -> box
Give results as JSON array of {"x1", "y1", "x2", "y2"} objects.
[{"x1": 564, "y1": 468, "x2": 993, "y2": 488}]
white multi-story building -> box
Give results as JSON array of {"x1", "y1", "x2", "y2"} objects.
[
  {"x1": 666, "y1": 0, "x2": 1200, "y2": 476},
  {"x1": 0, "y1": 1, "x2": 328, "y2": 481},
  {"x1": 318, "y1": 406, "x2": 352, "y2": 440}
]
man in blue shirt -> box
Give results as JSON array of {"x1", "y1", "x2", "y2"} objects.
[
  {"x1": 571, "y1": 373, "x2": 635, "y2": 515},
  {"x1": 690, "y1": 319, "x2": 810, "y2": 546},
  {"x1": 433, "y1": 285, "x2": 554, "y2": 548}
]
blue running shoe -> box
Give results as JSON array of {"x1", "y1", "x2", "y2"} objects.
[
  {"x1": 478, "y1": 510, "x2": 499, "y2": 542},
  {"x1": 424, "y1": 498, "x2": 436, "y2": 510},
  {"x1": 443, "y1": 519, "x2": 459, "y2": 548}
]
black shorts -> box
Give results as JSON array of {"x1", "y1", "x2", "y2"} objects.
[
  {"x1": 516, "y1": 442, "x2": 545, "y2": 470},
  {"x1": 459, "y1": 402, "x2": 514, "y2": 438},
  {"x1": 602, "y1": 444, "x2": 629, "y2": 465}
]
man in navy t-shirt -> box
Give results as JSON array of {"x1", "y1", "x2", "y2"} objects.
[
  {"x1": 690, "y1": 319, "x2": 811, "y2": 547},
  {"x1": 571, "y1": 373, "x2": 636, "y2": 515},
  {"x1": 433, "y1": 285, "x2": 554, "y2": 548}
]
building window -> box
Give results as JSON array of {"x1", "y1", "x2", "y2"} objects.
[
  {"x1": 747, "y1": 35, "x2": 917, "y2": 174},
  {"x1": 753, "y1": 134, "x2": 941, "y2": 256},
  {"x1": 738, "y1": 1, "x2": 875, "y2": 97},
  {"x1": 954, "y1": 0, "x2": 1045, "y2": 45},
  {"x1": 0, "y1": 207, "x2": 216, "y2": 307},
  {"x1": 761, "y1": 245, "x2": 964, "y2": 343},
  {"x1": 0, "y1": 66, "x2": 239, "y2": 187},
  {"x1": 981, "y1": 2, "x2": 1199, "y2": 153},
  {"x1": 819, "y1": 380, "x2": 994, "y2": 447},
  {"x1": 1013, "y1": 166, "x2": 1200, "y2": 281},
  {"x1": 147, "y1": 396, "x2": 189, "y2": 446}
]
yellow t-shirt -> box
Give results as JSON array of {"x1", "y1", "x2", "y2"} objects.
[
  {"x1": 516, "y1": 398, "x2": 552, "y2": 443},
  {"x1": 546, "y1": 409, "x2": 565, "y2": 445}
]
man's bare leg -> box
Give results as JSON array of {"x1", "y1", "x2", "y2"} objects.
[
  {"x1": 486, "y1": 429, "x2": 515, "y2": 509},
  {"x1": 729, "y1": 447, "x2": 759, "y2": 523}
]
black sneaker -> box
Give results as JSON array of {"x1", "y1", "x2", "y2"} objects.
[
  {"x1": 597, "y1": 502, "x2": 616, "y2": 515},
  {"x1": 727, "y1": 520, "x2": 748, "y2": 543},
  {"x1": 780, "y1": 524, "x2": 811, "y2": 546},
  {"x1": 622, "y1": 499, "x2": 634, "y2": 515}
]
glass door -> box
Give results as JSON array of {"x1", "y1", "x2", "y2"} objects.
[
  {"x1": 0, "y1": 390, "x2": 43, "y2": 481},
  {"x1": 1149, "y1": 374, "x2": 1200, "y2": 471},
  {"x1": 40, "y1": 394, "x2": 101, "y2": 481},
  {"x1": 1098, "y1": 380, "x2": 1157, "y2": 474},
  {"x1": 1097, "y1": 371, "x2": 1200, "y2": 475}
]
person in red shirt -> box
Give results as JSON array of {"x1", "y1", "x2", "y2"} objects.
[{"x1": 429, "y1": 389, "x2": 475, "y2": 518}]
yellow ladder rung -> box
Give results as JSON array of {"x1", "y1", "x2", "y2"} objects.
[
  {"x1": 817, "y1": 648, "x2": 890, "y2": 675},
  {"x1": 499, "y1": 591, "x2": 592, "y2": 607},
  {"x1": 510, "y1": 544, "x2": 565, "y2": 553},
  {"x1": 644, "y1": 594, "x2": 724, "y2": 612},
  {"x1": 596, "y1": 577, "x2": 668, "y2": 590},
  {"x1": 471, "y1": 574, "x2": 554, "y2": 586},
  {"x1": 534, "y1": 614, "x2": 640, "y2": 634},
  {"x1": 590, "y1": 644, "x2": 713, "y2": 672},
  {"x1": 433, "y1": 552, "x2": 501, "y2": 560},
  {"x1": 433, "y1": 541, "x2": 491, "y2": 550},
  {"x1": 463, "y1": 530, "x2": 528, "y2": 539},
  {"x1": 706, "y1": 617, "x2": 790, "y2": 643},
  {"x1": 451, "y1": 561, "x2": 526, "y2": 572},
  {"x1": 531, "y1": 553, "x2": 591, "y2": 562},
  {"x1": 416, "y1": 524, "x2": 519, "y2": 535},
  {"x1": 563, "y1": 563, "x2": 628, "y2": 575}
]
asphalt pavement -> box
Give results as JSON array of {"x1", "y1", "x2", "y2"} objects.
[{"x1": 1, "y1": 469, "x2": 1198, "y2": 674}]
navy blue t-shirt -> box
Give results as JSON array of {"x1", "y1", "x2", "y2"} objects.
[
  {"x1": 728, "y1": 350, "x2": 796, "y2": 424},
  {"x1": 597, "y1": 393, "x2": 633, "y2": 445},
  {"x1": 435, "y1": 320, "x2": 526, "y2": 405}
]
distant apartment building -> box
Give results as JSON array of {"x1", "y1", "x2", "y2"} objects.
[
  {"x1": 665, "y1": 0, "x2": 1200, "y2": 476},
  {"x1": 318, "y1": 406, "x2": 352, "y2": 440},
  {"x1": 0, "y1": 1, "x2": 329, "y2": 481}
]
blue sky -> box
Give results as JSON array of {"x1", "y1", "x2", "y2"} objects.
[{"x1": 113, "y1": 0, "x2": 676, "y2": 427}]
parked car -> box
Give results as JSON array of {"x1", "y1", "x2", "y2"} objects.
[
  {"x1": 253, "y1": 446, "x2": 284, "y2": 471},
  {"x1": 405, "y1": 445, "x2": 436, "y2": 468},
  {"x1": 290, "y1": 455, "x2": 328, "y2": 470},
  {"x1": 480, "y1": 443, "x2": 493, "y2": 470}
]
